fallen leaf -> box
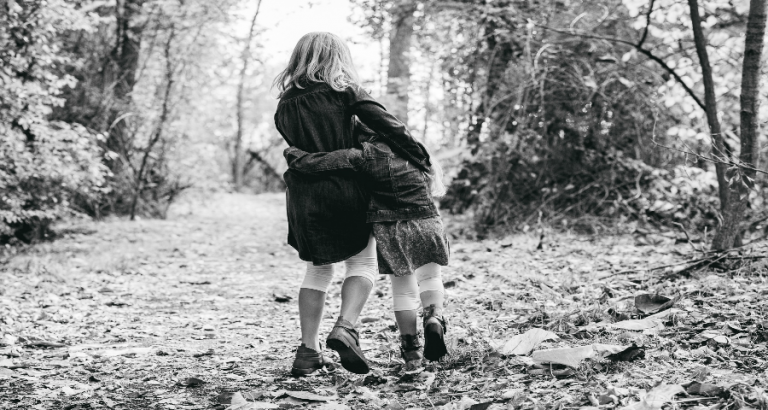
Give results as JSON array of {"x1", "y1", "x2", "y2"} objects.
[
  {"x1": 532, "y1": 344, "x2": 631, "y2": 368},
  {"x1": 611, "y1": 318, "x2": 663, "y2": 331},
  {"x1": 316, "y1": 403, "x2": 350, "y2": 410},
  {"x1": 685, "y1": 382, "x2": 725, "y2": 397},
  {"x1": 620, "y1": 384, "x2": 684, "y2": 410},
  {"x1": 531, "y1": 345, "x2": 594, "y2": 368},
  {"x1": 285, "y1": 390, "x2": 336, "y2": 402},
  {"x1": 90, "y1": 347, "x2": 154, "y2": 358},
  {"x1": 177, "y1": 377, "x2": 205, "y2": 387},
  {"x1": 273, "y1": 292, "x2": 292, "y2": 303},
  {"x1": 635, "y1": 294, "x2": 676, "y2": 315},
  {"x1": 193, "y1": 349, "x2": 214, "y2": 357},
  {"x1": 606, "y1": 344, "x2": 645, "y2": 362},
  {"x1": 24, "y1": 340, "x2": 68, "y2": 348},
  {"x1": 500, "y1": 328, "x2": 559, "y2": 355}
]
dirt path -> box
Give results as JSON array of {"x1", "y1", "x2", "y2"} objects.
[{"x1": 1, "y1": 194, "x2": 767, "y2": 409}]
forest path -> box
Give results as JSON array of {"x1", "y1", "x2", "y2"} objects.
[{"x1": 1, "y1": 194, "x2": 766, "y2": 409}]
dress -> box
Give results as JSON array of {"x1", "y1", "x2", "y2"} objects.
[{"x1": 372, "y1": 216, "x2": 450, "y2": 277}]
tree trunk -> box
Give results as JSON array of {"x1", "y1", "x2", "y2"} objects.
[
  {"x1": 687, "y1": 0, "x2": 729, "y2": 211},
  {"x1": 108, "y1": 0, "x2": 146, "y2": 171},
  {"x1": 467, "y1": 18, "x2": 515, "y2": 155},
  {"x1": 386, "y1": 2, "x2": 415, "y2": 124},
  {"x1": 233, "y1": 0, "x2": 263, "y2": 192},
  {"x1": 711, "y1": 0, "x2": 766, "y2": 250},
  {"x1": 130, "y1": 23, "x2": 176, "y2": 220}
]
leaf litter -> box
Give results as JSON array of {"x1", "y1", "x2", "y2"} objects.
[{"x1": 1, "y1": 193, "x2": 767, "y2": 409}]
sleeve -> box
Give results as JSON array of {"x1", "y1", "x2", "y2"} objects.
[
  {"x1": 283, "y1": 146, "x2": 364, "y2": 174},
  {"x1": 346, "y1": 87, "x2": 431, "y2": 172}
]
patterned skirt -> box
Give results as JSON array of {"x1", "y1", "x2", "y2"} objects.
[{"x1": 372, "y1": 216, "x2": 450, "y2": 276}]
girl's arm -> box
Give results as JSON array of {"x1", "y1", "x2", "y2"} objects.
[
  {"x1": 346, "y1": 87, "x2": 431, "y2": 172},
  {"x1": 283, "y1": 146, "x2": 364, "y2": 174}
]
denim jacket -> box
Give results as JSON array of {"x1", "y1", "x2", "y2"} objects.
[
  {"x1": 274, "y1": 82, "x2": 432, "y2": 265},
  {"x1": 283, "y1": 138, "x2": 439, "y2": 223}
]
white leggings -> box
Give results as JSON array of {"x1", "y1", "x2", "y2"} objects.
[
  {"x1": 389, "y1": 263, "x2": 445, "y2": 311},
  {"x1": 300, "y1": 235, "x2": 378, "y2": 292},
  {"x1": 299, "y1": 235, "x2": 445, "y2": 312}
]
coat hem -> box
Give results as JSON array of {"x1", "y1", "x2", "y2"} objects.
[{"x1": 290, "y1": 239, "x2": 371, "y2": 267}]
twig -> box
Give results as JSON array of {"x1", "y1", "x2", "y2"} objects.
[
  {"x1": 638, "y1": 0, "x2": 656, "y2": 47},
  {"x1": 672, "y1": 222, "x2": 703, "y2": 253},
  {"x1": 601, "y1": 245, "x2": 756, "y2": 277},
  {"x1": 651, "y1": 138, "x2": 768, "y2": 176}
]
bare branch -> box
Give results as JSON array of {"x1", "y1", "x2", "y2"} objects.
[
  {"x1": 536, "y1": 24, "x2": 706, "y2": 111},
  {"x1": 638, "y1": 0, "x2": 656, "y2": 47}
]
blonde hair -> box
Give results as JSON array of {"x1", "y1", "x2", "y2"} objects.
[
  {"x1": 423, "y1": 147, "x2": 447, "y2": 198},
  {"x1": 273, "y1": 32, "x2": 360, "y2": 96}
]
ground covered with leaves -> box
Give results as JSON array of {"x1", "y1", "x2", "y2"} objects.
[{"x1": 1, "y1": 193, "x2": 767, "y2": 410}]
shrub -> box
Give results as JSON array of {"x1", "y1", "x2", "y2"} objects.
[
  {"x1": 1, "y1": 123, "x2": 110, "y2": 244},
  {"x1": 0, "y1": 1, "x2": 109, "y2": 244}
]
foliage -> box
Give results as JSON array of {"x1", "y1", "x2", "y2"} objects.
[
  {"x1": 442, "y1": 143, "x2": 722, "y2": 234},
  {"x1": 349, "y1": 0, "x2": 767, "y2": 237},
  {"x1": 0, "y1": 1, "x2": 109, "y2": 243}
]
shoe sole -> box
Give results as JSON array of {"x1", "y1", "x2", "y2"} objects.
[
  {"x1": 290, "y1": 366, "x2": 321, "y2": 377},
  {"x1": 424, "y1": 323, "x2": 448, "y2": 361},
  {"x1": 326, "y1": 336, "x2": 370, "y2": 374}
]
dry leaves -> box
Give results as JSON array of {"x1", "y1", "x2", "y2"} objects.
[{"x1": 1, "y1": 194, "x2": 767, "y2": 409}]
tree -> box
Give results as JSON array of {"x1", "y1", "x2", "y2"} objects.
[
  {"x1": 385, "y1": 1, "x2": 416, "y2": 124},
  {"x1": 232, "y1": 0, "x2": 263, "y2": 192},
  {"x1": 686, "y1": 0, "x2": 728, "y2": 219},
  {"x1": 711, "y1": 0, "x2": 766, "y2": 250}
]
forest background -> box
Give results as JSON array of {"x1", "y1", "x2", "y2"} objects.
[
  {"x1": 2, "y1": 1, "x2": 768, "y2": 409},
  {"x1": 1, "y1": 0, "x2": 767, "y2": 250}
]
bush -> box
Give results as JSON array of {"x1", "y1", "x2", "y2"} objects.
[
  {"x1": 441, "y1": 143, "x2": 721, "y2": 236},
  {"x1": 0, "y1": 122, "x2": 109, "y2": 244},
  {"x1": 0, "y1": 1, "x2": 109, "y2": 244}
]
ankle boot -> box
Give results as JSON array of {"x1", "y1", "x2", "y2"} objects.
[
  {"x1": 291, "y1": 343, "x2": 332, "y2": 377},
  {"x1": 326, "y1": 317, "x2": 370, "y2": 374},
  {"x1": 400, "y1": 334, "x2": 423, "y2": 368},
  {"x1": 422, "y1": 304, "x2": 448, "y2": 361}
]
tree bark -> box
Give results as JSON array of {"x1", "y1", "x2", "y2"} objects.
[
  {"x1": 711, "y1": 0, "x2": 766, "y2": 250},
  {"x1": 386, "y1": 2, "x2": 415, "y2": 124},
  {"x1": 108, "y1": 0, "x2": 146, "y2": 168},
  {"x1": 233, "y1": 0, "x2": 263, "y2": 192},
  {"x1": 687, "y1": 0, "x2": 729, "y2": 210}
]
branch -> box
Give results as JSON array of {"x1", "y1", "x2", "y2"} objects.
[
  {"x1": 651, "y1": 137, "x2": 768, "y2": 176},
  {"x1": 638, "y1": 0, "x2": 656, "y2": 47},
  {"x1": 79, "y1": 1, "x2": 111, "y2": 13},
  {"x1": 536, "y1": 24, "x2": 706, "y2": 111}
]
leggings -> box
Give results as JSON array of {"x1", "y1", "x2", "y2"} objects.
[
  {"x1": 389, "y1": 263, "x2": 445, "y2": 312},
  {"x1": 300, "y1": 235, "x2": 378, "y2": 292}
]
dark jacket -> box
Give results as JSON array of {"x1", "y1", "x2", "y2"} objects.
[
  {"x1": 274, "y1": 82, "x2": 431, "y2": 265},
  {"x1": 284, "y1": 138, "x2": 439, "y2": 223}
]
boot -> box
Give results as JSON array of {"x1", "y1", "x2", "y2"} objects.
[
  {"x1": 291, "y1": 343, "x2": 332, "y2": 377},
  {"x1": 400, "y1": 334, "x2": 423, "y2": 370},
  {"x1": 423, "y1": 304, "x2": 448, "y2": 361},
  {"x1": 326, "y1": 317, "x2": 370, "y2": 374}
]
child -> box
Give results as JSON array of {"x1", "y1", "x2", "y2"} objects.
[
  {"x1": 274, "y1": 32, "x2": 440, "y2": 376},
  {"x1": 284, "y1": 120, "x2": 450, "y2": 367}
]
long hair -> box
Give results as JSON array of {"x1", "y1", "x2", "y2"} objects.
[
  {"x1": 273, "y1": 32, "x2": 360, "y2": 97},
  {"x1": 423, "y1": 147, "x2": 447, "y2": 198}
]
